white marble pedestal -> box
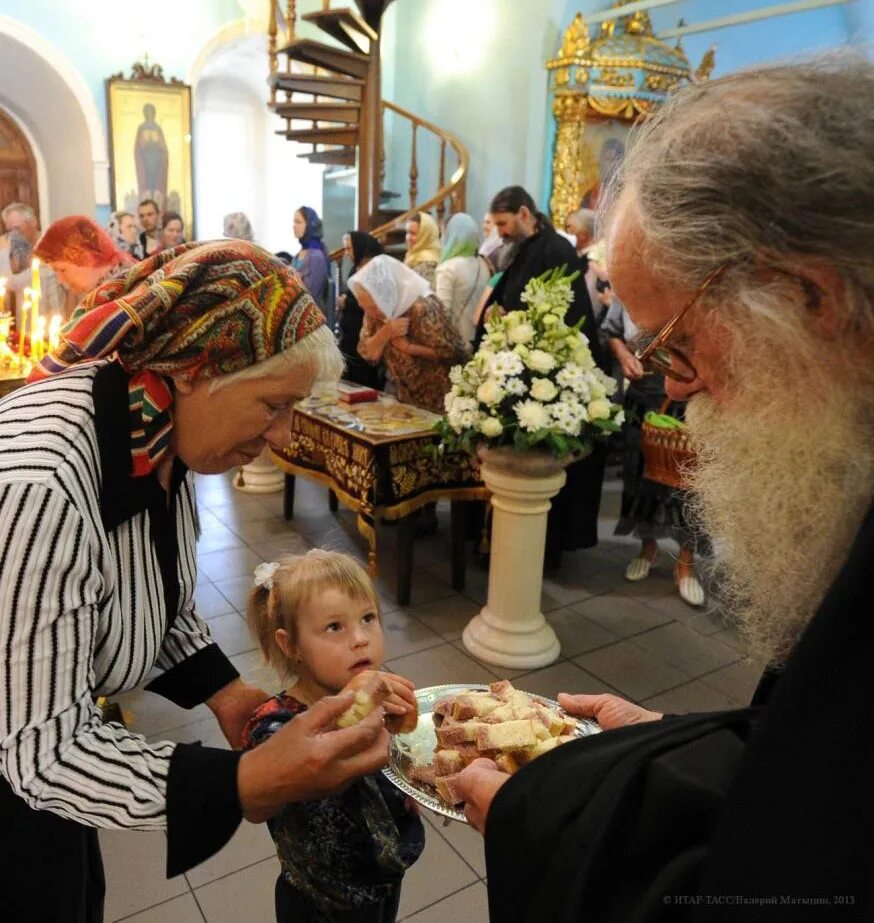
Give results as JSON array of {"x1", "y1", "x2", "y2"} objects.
[
  {"x1": 462, "y1": 446, "x2": 572, "y2": 669},
  {"x1": 233, "y1": 447, "x2": 284, "y2": 494}
]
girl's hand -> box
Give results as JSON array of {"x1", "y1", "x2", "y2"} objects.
[
  {"x1": 343, "y1": 670, "x2": 418, "y2": 733},
  {"x1": 389, "y1": 336, "x2": 414, "y2": 355}
]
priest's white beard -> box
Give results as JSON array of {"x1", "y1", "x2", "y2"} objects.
[{"x1": 685, "y1": 346, "x2": 874, "y2": 667}]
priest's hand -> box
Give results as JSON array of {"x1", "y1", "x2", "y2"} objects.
[
  {"x1": 558, "y1": 692, "x2": 662, "y2": 730},
  {"x1": 454, "y1": 758, "x2": 510, "y2": 834}
]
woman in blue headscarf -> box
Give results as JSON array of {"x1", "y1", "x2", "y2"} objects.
[
  {"x1": 292, "y1": 206, "x2": 330, "y2": 313},
  {"x1": 435, "y1": 212, "x2": 491, "y2": 344}
]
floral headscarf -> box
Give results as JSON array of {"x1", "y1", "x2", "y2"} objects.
[
  {"x1": 106, "y1": 212, "x2": 137, "y2": 256},
  {"x1": 223, "y1": 212, "x2": 255, "y2": 242},
  {"x1": 439, "y1": 213, "x2": 480, "y2": 263},
  {"x1": 36, "y1": 215, "x2": 135, "y2": 270},
  {"x1": 28, "y1": 240, "x2": 328, "y2": 476},
  {"x1": 404, "y1": 212, "x2": 441, "y2": 267}
]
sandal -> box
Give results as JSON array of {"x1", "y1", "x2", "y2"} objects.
[{"x1": 625, "y1": 549, "x2": 658, "y2": 582}]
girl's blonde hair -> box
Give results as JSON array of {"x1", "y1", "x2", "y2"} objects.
[{"x1": 247, "y1": 549, "x2": 379, "y2": 676}]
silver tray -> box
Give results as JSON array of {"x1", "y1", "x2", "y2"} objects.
[{"x1": 382, "y1": 683, "x2": 600, "y2": 823}]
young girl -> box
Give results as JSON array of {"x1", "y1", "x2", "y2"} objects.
[{"x1": 244, "y1": 550, "x2": 425, "y2": 923}]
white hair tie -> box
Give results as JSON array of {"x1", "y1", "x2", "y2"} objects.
[{"x1": 254, "y1": 561, "x2": 280, "y2": 591}]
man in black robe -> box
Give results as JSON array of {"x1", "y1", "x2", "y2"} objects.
[
  {"x1": 484, "y1": 185, "x2": 607, "y2": 567},
  {"x1": 456, "y1": 57, "x2": 874, "y2": 921}
]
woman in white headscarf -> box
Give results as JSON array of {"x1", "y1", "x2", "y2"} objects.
[
  {"x1": 350, "y1": 254, "x2": 469, "y2": 413},
  {"x1": 435, "y1": 212, "x2": 491, "y2": 343}
]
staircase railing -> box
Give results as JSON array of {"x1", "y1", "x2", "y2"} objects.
[{"x1": 327, "y1": 100, "x2": 468, "y2": 261}]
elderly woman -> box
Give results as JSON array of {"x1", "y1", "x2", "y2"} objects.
[
  {"x1": 35, "y1": 214, "x2": 136, "y2": 296},
  {"x1": 224, "y1": 211, "x2": 255, "y2": 242},
  {"x1": 106, "y1": 210, "x2": 139, "y2": 256},
  {"x1": 0, "y1": 241, "x2": 394, "y2": 922},
  {"x1": 351, "y1": 254, "x2": 469, "y2": 413},
  {"x1": 435, "y1": 212, "x2": 491, "y2": 343},
  {"x1": 403, "y1": 211, "x2": 441, "y2": 284}
]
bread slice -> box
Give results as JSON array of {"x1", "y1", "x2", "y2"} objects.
[
  {"x1": 475, "y1": 719, "x2": 538, "y2": 751},
  {"x1": 434, "y1": 749, "x2": 465, "y2": 776},
  {"x1": 451, "y1": 693, "x2": 502, "y2": 721},
  {"x1": 434, "y1": 773, "x2": 465, "y2": 806},
  {"x1": 336, "y1": 673, "x2": 388, "y2": 728}
]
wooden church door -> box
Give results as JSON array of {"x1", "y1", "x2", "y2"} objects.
[{"x1": 0, "y1": 108, "x2": 39, "y2": 217}]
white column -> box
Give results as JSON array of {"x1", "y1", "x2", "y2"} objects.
[
  {"x1": 462, "y1": 447, "x2": 566, "y2": 669},
  {"x1": 233, "y1": 446, "x2": 284, "y2": 493}
]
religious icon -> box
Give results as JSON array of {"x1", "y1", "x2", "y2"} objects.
[
  {"x1": 580, "y1": 123, "x2": 629, "y2": 210},
  {"x1": 106, "y1": 61, "x2": 194, "y2": 235}
]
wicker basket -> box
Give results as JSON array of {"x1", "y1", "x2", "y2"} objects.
[{"x1": 641, "y1": 401, "x2": 696, "y2": 490}]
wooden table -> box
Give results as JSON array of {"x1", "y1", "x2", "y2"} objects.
[{"x1": 269, "y1": 392, "x2": 488, "y2": 605}]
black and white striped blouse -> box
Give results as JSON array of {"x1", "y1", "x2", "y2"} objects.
[{"x1": 0, "y1": 361, "x2": 242, "y2": 871}]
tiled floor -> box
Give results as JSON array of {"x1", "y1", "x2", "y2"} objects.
[{"x1": 105, "y1": 468, "x2": 759, "y2": 922}]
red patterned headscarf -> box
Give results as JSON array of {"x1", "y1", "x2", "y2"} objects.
[
  {"x1": 28, "y1": 240, "x2": 327, "y2": 476},
  {"x1": 35, "y1": 215, "x2": 135, "y2": 269}
]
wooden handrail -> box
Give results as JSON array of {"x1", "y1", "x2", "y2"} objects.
[{"x1": 327, "y1": 98, "x2": 469, "y2": 262}]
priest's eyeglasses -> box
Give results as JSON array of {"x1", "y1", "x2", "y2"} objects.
[{"x1": 634, "y1": 264, "x2": 729, "y2": 383}]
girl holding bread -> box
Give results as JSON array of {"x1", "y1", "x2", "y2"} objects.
[{"x1": 244, "y1": 550, "x2": 424, "y2": 923}]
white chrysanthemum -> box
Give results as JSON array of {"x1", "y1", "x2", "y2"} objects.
[
  {"x1": 549, "y1": 401, "x2": 583, "y2": 436},
  {"x1": 479, "y1": 416, "x2": 503, "y2": 438},
  {"x1": 508, "y1": 322, "x2": 535, "y2": 345},
  {"x1": 515, "y1": 399, "x2": 550, "y2": 432},
  {"x1": 588, "y1": 398, "x2": 611, "y2": 420},
  {"x1": 487, "y1": 350, "x2": 525, "y2": 378},
  {"x1": 449, "y1": 365, "x2": 464, "y2": 386},
  {"x1": 526, "y1": 349, "x2": 556, "y2": 373},
  {"x1": 477, "y1": 379, "x2": 504, "y2": 406},
  {"x1": 504, "y1": 377, "x2": 526, "y2": 396},
  {"x1": 530, "y1": 378, "x2": 558, "y2": 402}
]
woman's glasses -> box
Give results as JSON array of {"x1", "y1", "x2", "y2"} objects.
[{"x1": 634, "y1": 264, "x2": 729, "y2": 383}]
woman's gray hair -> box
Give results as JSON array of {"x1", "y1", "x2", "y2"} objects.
[
  {"x1": 208, "y1": 324, "x2": 344, "y2": 393},
  {"x1": 601, "y1": 52, "x2": 874, "y2": 333}
]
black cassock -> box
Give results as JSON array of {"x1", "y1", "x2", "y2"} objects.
[
  {"x1": 485, "y1": 228, "x2": 607, "y2": 563},
  {"x1": 484, "y1": 506, "x2": 874, "y2": 921}
]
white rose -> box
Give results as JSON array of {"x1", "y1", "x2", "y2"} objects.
[
  {"x1": 589, "y1": 380, "x2": 606, "y2": 400},
  {"x1": 588, "y1": 399, "x2": 611, "y2": 420},
  {"x1": 574, "y1": 346, "x2": 595, "y2": 370},
  {"x1": 514, "y1": 343, "x2": 530, "y2": 358},
  {"x1": 515, "y1": 399, "x2": 550, "y2": 432},
  {"x1": 527, "y1": 349, "x2": 556, "y2": 373},
  {"x1": 479, "y1": 416, "x2": 503, "y2": 438},
  {"x1": 614, "y1": 409, "x2": 626, "y2": 426},
  {"x1": 508, "y1": 322, "x2": 535, "y2": 345},
  {"x1": 530, "y1": 378, "x2": 558, "y2": 402},
  {"x1": 477, "y1": 379, "x2": 504, "y2": 406}
]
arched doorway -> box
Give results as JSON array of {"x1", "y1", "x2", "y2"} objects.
[{"x1": 0, "y1": 107, "x2": 39, "y2": 215}]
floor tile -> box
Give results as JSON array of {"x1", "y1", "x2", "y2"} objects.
[
  {"x1": 112, "y1": 687, "x2": 212, "y2": 739},
  {"x1": 642, "y1": 678, "x2": 742, "y2": 714},
  {"x1": 569, "y1": 593, "x2": 673, "y2": 639},
  {"x1": 214, "y1": 575, "x2": 258, "y2": 613},
  {"x1": 204, "y1": 612, "x2": 257, "y2": 657},
  {"x1": 194, "y1": 856, "x2": 280, "y2": 923},
  {"x1": 422, "y1": 812, "x2": 487, "y2": 878},
  {"x1": 545, "y1": 606, "x2": 620, "y2": 657},
  {"x1": 700, "y1": 658, "x2": 764, "y2": 704},
  {"x1": 631, "y1": 622, "x2": 739, "y2": 678},
  {"x1": 406, "y1": 594, "x2": 482, "y2": 641},
  {"x1": 401, "y1": 881, "x2": 489, "y2": 922},
  {"x1": 512, "y1": 658, "x2": 617, "y2": 701},
  {"x1": 151, "y1": 712, "x2": 230, "y2": 750},
  {"x1": 247, "y1": 533, "x2": 314, "y2": 563},
  {"x1": 196, "y1": 525, "x2": 247, "y2": 554},
  {"x1": 574, "y1": 640, "x2": 690, "y2": 701},
  {"x1": 396, "y1": 821, "x2": 479, "y2": 919},
  {"x1": 100, "y1": 829, "x2": 188, "y2": 922},
  {"x1": 197, "y1": 547, "x2": 263, "y2": 582},
  {"x1": 385, "y1": 642, "x2": 500, "y2": 688},
  {"x1": 447, "y1": 640, "x2": 531, "y2": 680},
  {"x1": 711, "y1": 625, "x2": 746, "y2": 653},
  {"x1": 185, "y1": 821, "x2": 277, "y2": 889},
  {"x1": 375, "y1": 567, "x2": 458, "y2": 608},
  {"x1": 114, "y1": 893, "x2": 205, "y2": 922},
  {"x1": 381, "y1": 606, "x2": 446, "y2": 659},
  {"x1": 194, "y1": 582, "x2": 236, "y2": 620},
  {"x1": 228, "y1": 514, "x2": 307, "y2": 545}
]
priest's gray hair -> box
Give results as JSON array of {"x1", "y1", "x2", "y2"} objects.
[{"x1": 601, "y1": 52, "x2": 874, "y2": 337}]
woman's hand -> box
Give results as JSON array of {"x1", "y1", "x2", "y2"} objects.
[
  {"x1": 386, "y1": 317, "x2": 410, "y2": 339},
  {"x1": 557, "y1": 692, "x2": 662, "y2": 730},
  {"x1": 453, "y1": 758, "x2": 510, "y2": 833},
  {"x1": 207, "y1": 679, "x2": 271, "y2": 749},
  {"x1": 237, "y1": 690, "x2": 390, "y2": 822}
]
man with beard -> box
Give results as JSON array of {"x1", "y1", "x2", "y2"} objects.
[
  {"x1": 455, "y1": 55, "x2": 873, "y2": 921},
  {"x1": 482, "y1": 185, "x2": 608, "y2": 567}
]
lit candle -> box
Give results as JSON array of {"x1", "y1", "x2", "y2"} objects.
[
  {"x1": 17, "y1": 293, "x2": 29, "y2": 365},
  {"x1": 34, "y1": 316, "x2": 46, "y2": 362},
  {"x1": 0, "y1": 277, "x2": 6, "y2": 315},
  {"x1": 31, "y1": 257, "x2": 41, "y2": 297},
  {"x1": 30, "y1": 285, "x2": 39, "y2": 360},
  {"x1": 48, "y1": 314, "x2": 61, "y2": 352}
]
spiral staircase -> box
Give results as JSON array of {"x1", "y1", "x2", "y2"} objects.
[{"x1": 267, "y1": 0, "x2": 468, "y2": 258}]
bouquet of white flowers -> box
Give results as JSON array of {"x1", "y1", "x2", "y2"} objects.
[{"x1": 437, "y1": 266, "x2": 623, "y2": 457}]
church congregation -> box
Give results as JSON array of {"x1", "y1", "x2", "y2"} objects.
[{"x1": 0, "y1": 1, "x2": 871, "y2": 921}]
